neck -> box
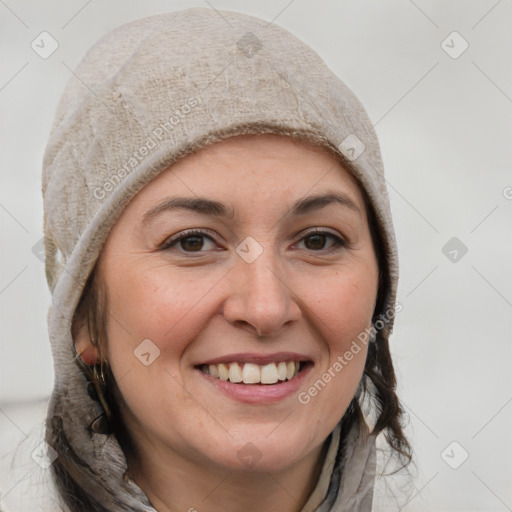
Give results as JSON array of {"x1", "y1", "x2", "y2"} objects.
[{"x1": 126, "y1": 436, "x2": 330, "y2": 512}]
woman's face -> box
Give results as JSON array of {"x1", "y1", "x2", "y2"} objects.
[{"x1": 89, "y1": 134, "x2": 379, "y2": 473}]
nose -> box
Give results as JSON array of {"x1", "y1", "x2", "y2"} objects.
[{"x1": 222, "y1": 249, "x2": 302, "y2": 337}]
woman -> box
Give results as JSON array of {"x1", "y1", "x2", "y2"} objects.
[{"x1": 1, "y1": 7, "x2": 411, "y2": 512}]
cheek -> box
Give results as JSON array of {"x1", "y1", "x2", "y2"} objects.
[
  {"x1": 103, "y1": 266, "x2": 212, "y2": 426},
  {"x1": 296, "y1": 264, "x2": 376, "y2": 414},
  {"x1": 103, "y1": 262, "x2": 224, "y2": 377},
  {"x1": 108, "y1": 263, "x2": 204, "y2": 333},
  {"x1": 309, "y1": 266, "x2": 377, "y2": 349}
]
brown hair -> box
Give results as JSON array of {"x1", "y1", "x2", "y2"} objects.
[{"x1": 50, "y1": 133, "x2": 412, "y2": 511}]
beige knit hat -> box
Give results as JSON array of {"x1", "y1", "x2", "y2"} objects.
[{"x1": 41, "y1": 7, "x2": 398, "y2": 510}]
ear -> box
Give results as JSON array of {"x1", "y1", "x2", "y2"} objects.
[{"x1": 73, "y1": 316, "x2": 100, "y2": 365}]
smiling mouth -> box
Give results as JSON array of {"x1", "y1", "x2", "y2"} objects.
[{"x1": 196, "y1": 361, "x2": 312, "y2": 385}]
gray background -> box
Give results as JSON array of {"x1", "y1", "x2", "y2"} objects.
[{"x1": 1, "y1": 1, "x2": 511, "y2": 510}]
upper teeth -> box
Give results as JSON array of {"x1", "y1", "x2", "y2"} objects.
[{"x1": 200, "y1": 361, "x2": 301, "y2": 384}]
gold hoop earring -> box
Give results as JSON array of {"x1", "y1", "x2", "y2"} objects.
[
  {"x1": 92, "y1": 361, "x2": 107, "y2": 388},
  {"x1": 75, "y1": 349, "x2": 112, "y2": 425}
]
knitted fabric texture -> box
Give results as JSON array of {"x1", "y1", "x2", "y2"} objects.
[{"x1": 41, "y1": 7, "x2": 398, "y2": 510}]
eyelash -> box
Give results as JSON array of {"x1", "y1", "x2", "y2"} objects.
[{"x1": 159, "y1": 228, "x2": 346, "y2": 254}]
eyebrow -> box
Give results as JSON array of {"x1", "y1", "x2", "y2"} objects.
[{"x1": 142, "y1": 192, "x2": 361, "y2": 227}]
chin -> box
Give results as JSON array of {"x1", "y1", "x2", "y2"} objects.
[
  {"x1": 199, "y1": 431, "x2": 313, "y2": 473},
  {"x1": 215, "y1": 448, "x2": 301, "y2": 473}
]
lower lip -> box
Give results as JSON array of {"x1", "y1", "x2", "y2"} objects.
[{"x1": 196, "y1": 364, "x2": 313, "y2": 404}]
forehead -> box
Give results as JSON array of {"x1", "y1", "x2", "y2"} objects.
[
  {"x1": 119, "y1": 135, "x2": 365, "y2": 228},
  {"x1": 134, "y1": 134, "x2": 364, "y2": 209}
]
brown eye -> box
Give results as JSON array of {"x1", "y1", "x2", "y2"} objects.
[
  {"x1": 160, "y1": 229, "x2": 217, "y2": 253},
  {"x1": 296, "y1": 230, "x2": 345, "y2": 252},
  {"x1": 180, "y1": 235, "x2": 205, "y2": 252},
  {"x1": 304, "y1": 233, "x2": 328, "y2": 250}
]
